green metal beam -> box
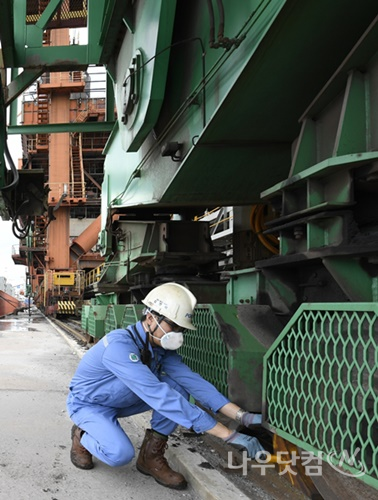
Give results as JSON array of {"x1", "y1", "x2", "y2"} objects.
[
  {"x1": 0, "y1": 0, "x2": 16, "y2": 67},
  {"x1": 36, "y1": 0, "x2": 64, "y2": 30},
  {"x1": 0, "y1": 51, "x2": 6, "y2": 104},
  {"x1": 0, "y1": 71, "x2": 7, "y2": 191},
  {"x1": 262, "y1": 152, "x2": 378, "y2": 199},
  {"x1": 7, "y1": 122, "x2": 115, "y2": 135},
  {"x1": 18, "y1": 45, "x2": 90, "y2": 69},
  {"x1": 13, "y1": 0, "x2": 27, "y2": 69},
  {"x1": 99, "y1": 0, "x2": 133, "y2": 64},
  {"x1": 26, "y1": 0, "x2": 64, "y2": 47},
  {"x1": 123, "y1": 2, "x2": 135, "y2": 34},
  {"x1": 323, "y1": 257, "x2": 374, "y2": 301},
  {"x1": 6, "y1": 68, "x2": 44, "y2": 106},
  {"x1": 9, "y1": 69, "x2": 19, "y2": 126},
  {"x1": 289, "y1": 118, "x2": 317, "y2": 176},
  {"x1": 106, "y1": 73, "x2": 115, "y2": 122},
  {"x1": 87, "y1": 0, "x2": 108, "y2": 63},
  {"x1": 334, "y1": 71, "x2": 367, "y2": 155},
  {"x1": 12, "y1": 1, "x2": 94, "y2": 69}
]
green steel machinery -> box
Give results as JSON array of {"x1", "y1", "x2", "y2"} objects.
[{"x1": 0, "y1": 0, "x2": 377, "y2": 496}]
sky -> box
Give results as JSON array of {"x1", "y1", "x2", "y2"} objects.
[
  {"x1": 1, "y1": 134, "x2": 27, "y2": 288},
  {"x1": 0, "y1": 220, "x2": 27, "y2": 288}
]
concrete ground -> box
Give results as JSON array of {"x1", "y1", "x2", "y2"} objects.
[{"x1": 0, "y1": 309, "x2": 255, "y2": 500}]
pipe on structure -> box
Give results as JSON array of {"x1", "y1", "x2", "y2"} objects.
[{"x1": 70, "y1": 215, "x2": 101, "y2": 263}]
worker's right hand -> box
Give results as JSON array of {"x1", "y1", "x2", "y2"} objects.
[
  {"x1": 240, "y1": 412, "x2": 262, "y2": 427},
  {"x1": 224, "y1": 431, "x2": 266, "y2": 460}
]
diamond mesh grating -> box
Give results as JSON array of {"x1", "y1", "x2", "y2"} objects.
[
  {"x1": 179, "y1": 306, "x2": 229, "y2": 396},
  {"x1": 26, "y1": 0, "x2": 87, "y2": 28},
  {"x1": 264, "y1": 303, "x2": 378, "y2": 487}
]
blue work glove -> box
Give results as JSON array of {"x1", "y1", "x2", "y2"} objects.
[
  {"x1": 224, "y1": 431, "x2": 266, "y2": 460},
  {"x1": 240, "y1": 412, "x2": 262, "y2": 427}
]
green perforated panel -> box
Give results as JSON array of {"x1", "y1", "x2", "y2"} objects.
[
  {"x1": 121, "y1": 305, "x2": 145, "y2": 329},
  {"x1": 81, "y1": 305, "x2": 90, "y2": 332},
  {"x1": 105, "y1": 305, "x2": 126, "y2": 332},
  {"x1": 263, "y1": 303, "x2": 378, "y2": 489},
  {"x1": 87, "y1": 305, "x2": 108, "y2": 339},
  {"x1": 179, "y1": 305, "x2": 229, "y2": 397}
]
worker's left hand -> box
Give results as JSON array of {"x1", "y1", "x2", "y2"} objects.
[
  {"x1": 224, "y1": 432, "x2": 266, "y2": 460},
  {"x1": 240, "y1": 412, "x2": 262, "y2": 427}
]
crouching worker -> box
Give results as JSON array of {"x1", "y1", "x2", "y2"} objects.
[{"x1": 66, "y1": 282, "x2": 265, "y2": 490}]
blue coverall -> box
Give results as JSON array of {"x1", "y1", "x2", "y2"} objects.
[{"x1": 66, "y1": 321, "x2": 230, "y2": 467}]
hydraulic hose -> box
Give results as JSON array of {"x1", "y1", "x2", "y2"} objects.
[
  {"x1": 250, "y1": 204, "x2": 279, "y2": 255},
  {"x1": 2, "y1": 139, "x2": 19, "y2": 192}
]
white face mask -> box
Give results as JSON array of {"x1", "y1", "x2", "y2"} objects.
[
  {"x1": 150, "y1": 317, "x2": 184, "y2": 350},
  {"x1": 157, "y1": 331, "x2": 184, "y2": 350}
]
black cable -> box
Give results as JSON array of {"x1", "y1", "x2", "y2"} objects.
[
  {"x1": 207, "y1": 0, "x2": 244, "y2": 51},
  {"x1": 123, "y1": 37, "x2": 205, "y2": 88},
  {"x1": 216, "y1": 0, "x2": 225, "y2": 40},
  {"x1": 121, "y1": 35, "x2": 207, "y2": 130},
  {"x1": 12, "y1": 220, "x2": 31, "y2": 239},
  {"x1": 0, "y1": 139, "x2": 29, "y2": 239},
  {"x1": 12, "y1": 217, "x2": 31, "y2": 239},
  {"x1": 206, "y1": 0, "x2": 216, "y2": 46},
  {"x1": 9, "y1": 196, "x2": 33, "y2": 240},
  {"x1": 12, "y1": 202, "x2": 32, "y2": 238},
  {"x1": 2, "y1": 139, "x2": 19, "y2": 192},
  {"x1": 13, "y1": 217, "x2": 31, "y2": 235}
]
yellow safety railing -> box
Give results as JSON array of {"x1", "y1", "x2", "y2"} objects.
[{"x1": 85, "y1": 263, "x2": 104, "y2": 287}]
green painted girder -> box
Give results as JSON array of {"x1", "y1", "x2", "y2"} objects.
[
  {"x1": 7, "y1": 121, "x2": 115, "y2": 135},
  {"x1": 0, "y1": 0, "x2": 16, "y2": 67},
  {"x1": 322, "y1": 257, "x2": 377, "y2": 302},
  {"x1": 10, "y1": 0, "x2": 108, "y2": 68},
  {"x1": 6, "y1": 68, "x2": 44, "y2": 106},
  {"x1": 16, "y1": 44, "x2": 91, "y2": 70},
  {"x1": 1, "y1": 0, "x2": 115, "y2": 122},
  {"x1": 0, "y1": 72, "x2": 6, "y2": 191},
  {"x1": 108, "y1": 0, "x2": 378, "y2": 210},
  {"x1": 87, "y1": 0, "x2": 108, "y2": 63},
  {"x1": 1, "y1": 0, "x2": 127, "y2": 121},
  {"x1": 158, "y1": 0, "x2": 378, "y2": 206},
  {"x1": 119, "y1": 0, "x2": 177, "y2": 152},
  {"x1": 26, "y1": 0, "x2": 64, "y2": 48},
  {"x1": 99, "y1": 0, "x2": 134, "y2": 65},
  {"x1": 106, "y1": 73, "x2": 115, "y2": 122},
  {"x1": 288, "y1": 16, "x2": 378, "y2": 178},
  {"x1": 262, "y1": 152, "x2": 378, "y2": 199}
]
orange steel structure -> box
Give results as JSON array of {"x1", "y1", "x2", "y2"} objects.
[
  {"x1": 13, "y1": 27, "x2": 108, "y2": 314},
  {"x1": 0, "y1": 291, "x2": 23, "y2": 318}
]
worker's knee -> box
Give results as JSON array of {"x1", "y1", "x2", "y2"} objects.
[{"x1": 101, "y1": 443, "x2": 135, "y2": 467}]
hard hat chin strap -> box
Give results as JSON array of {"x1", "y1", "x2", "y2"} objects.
[{"x1": 146, "y1": 309, "x2": 163, "y2": 338}]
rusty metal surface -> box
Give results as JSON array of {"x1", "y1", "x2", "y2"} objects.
[{"x1": 0, "y1": 290, "x2": 23, "y2": 317}]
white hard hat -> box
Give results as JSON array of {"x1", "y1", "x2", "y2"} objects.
[{"x1": 142, "y1": 282, "x2": 197, "y2": 330}]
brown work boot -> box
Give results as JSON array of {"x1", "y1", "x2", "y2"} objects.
[
  {"x1": 70, "y1": 424, "x2": 94, "y2": 470},
  {"x1": 136, "y1": 429, "x2": 187, "y2": 490}
]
